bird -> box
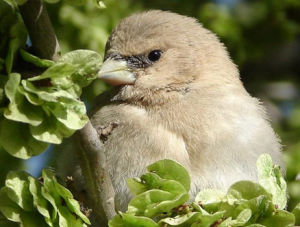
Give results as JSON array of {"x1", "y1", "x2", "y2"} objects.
[{"x1": 58, "y1": 10, "x2": 283, "y2": 212}]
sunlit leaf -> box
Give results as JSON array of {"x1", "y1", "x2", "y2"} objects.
[
  {"x1": 159, "y1": 212, "x2": 201, "y2": 226},
  {"x1": 0, "y1": 187, "x2": 22, "y2": 222},
  {"x1": 30, "y1": 115, "x2": 73, "y2": 144},
  {"x1": 0, "y1": 118, "x2": 48, "y2": 159},
  {"x1": 227, "y1": 181, "x2": 272, "y2": 201},
  {"x1": 257, "y1": 154, "x2": 287, "y2": 209},
  {"x1": 109, "y1": 212, "x2": 158, "y2": 227},
  {"x1": 4, "y1": 73, "x2": 44, "y2": 126},
  {"x1": 147, "y1": 159, "x2": 190, "y2": 192},
  {"x1": 20, "y1": 49, "x2": 54, "y2": 68},
  {"x1": 292, "y1": 203, "x2": 300, "y2": 225},
  {"x1": 5, "y1": 171, "x2": 34, "y2": 211},
  {"x1": 259, "y1": 210, "x2": 295, "y2": 227},
  {"x1": 195, "y1": 189, "x2": 225, "y2": 205},
  {"x1": 28, "y1": 176, "x2": 52, "y2": 226}
]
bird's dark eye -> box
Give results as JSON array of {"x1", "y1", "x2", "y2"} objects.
[{"x1": 148, "y1": 50, "x2": 162, "y2": 62}]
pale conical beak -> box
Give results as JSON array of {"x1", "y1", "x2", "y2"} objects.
[{"x1": 98, "y1": 58, "x2": 136, "y2": 86}]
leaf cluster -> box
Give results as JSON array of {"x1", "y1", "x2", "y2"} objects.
[
  {"x1": 109, "y1": 154, "x2": 299, "y2": 227},
  {"x1": 0, "y1": 1, "x2": 102, "y2": 159},
  {"x1": 0, "y1": 169, "x2": 90, "y2": 226},
  {"x1": 0, "y1": 49, "x2": 102, "y2": 159}
]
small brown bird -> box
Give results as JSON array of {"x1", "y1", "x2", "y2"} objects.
[{"x1": 60, "y1": 10, "x2": 282, "y2": 211}]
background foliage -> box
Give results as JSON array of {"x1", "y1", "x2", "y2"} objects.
[{"x1": 0, "y1": 0, "x2": 300, "y2": 221}]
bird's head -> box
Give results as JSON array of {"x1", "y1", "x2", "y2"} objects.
[{"x1": 98, "y1": 10, "x2": 240, "y2": 106}]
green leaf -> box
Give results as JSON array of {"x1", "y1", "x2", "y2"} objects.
[
  {"x1": 4, "y1": 73, "x2": 44, "y2": 126},
  {"x1": 4, "y1": 73, "x2": 20, "y2": 101},
  {"x1": 227, "y1": 181, "x2": 272, "y2": 202},
  {"x1": 20, "y1": 211, "x2": 48, "y2": 227},
  {"x1": 147, "y1": 159, "x2": 190, "y2": 192},
  {"x1": 218, "y1": 211, "x2": 253, "y2": 227},
  {"x1": 41, "y1": 169, "x2": 61, "y2": 203},
  {"x1": 57, "y1": 205, "x2": 87, "y2": 227},
  {"x1": 28, "y1": 176, "x2": 52, "y2": 226},
  {"x1": 1, "y1": 49, "x2": 101, "y2": 159},
  {"x1": 232, "y1": 195, "x2": 274, "y2": 223},
  {"x1": 218, "y1": 217, "x2": 236, "y2": 227},
  {"x1": 5, "y1": 21, "x2": 27, "y2": 74},
  {"x1": 58, "y1": 50, "x2": 102, "y2": 80},
  {"x1": 145, "y1": 193, "x2": 189, "y2": 218},
  {"x1": 65, "y1": 198, "x2": 91, "y2": 225},
  {"x1": 0, "y1": 76, "x2": 8, "y2": 107},
  {"x1": 126, "y1": 160, "x2": 191, "y2": 219},
  {"x1": 18, "y1": 86, "x2": 44, "y2": 106},
  {"x1": 292, "y1": 203, "x2": 300, "y2": 225},
  {"x1": 257, "y1": 154, "x2": 287, "y2": 209},
  {"x1": 4, "y1": 92, "x2": 44, "y2": 126},
  {"x1": 45, "y1": 100, "x2": 88, "y2": 130},
  {"x1": 0, "y1": 117, "x2": 48, "y2": 159},
  {"x1": 30, "y1": 115, "x2": 74, "y2": 144},
  {"x1": 22, "y1": 80, "x2": 76, "y2": 102},
  {"x1": 52, "y1": 174, "x2": 90, "y2": 224},
  {"x1": 5, "y1": 171, "x2": 34, "y2": 211},
  {"x1": 45, "y1": 50, "x2": 101, "y2": 96},
  {"x1": 195, "y1": 189, "x2": 225, "y2": 205},
  {"x1": 128, "y1": 190, "x2": 189, "y2": 217},
  {"x1": 2, "y1": 0, "x2": 17, "y2": 8},
  {"x1": 109, "y1": 212, "x2": 158, "y2": 227},
  {"x1": 246, "y1": 224, "x2": 265, "y2": 227},
  {"x1": 94, "y1": 0, "x2": 106, "y2": 8},
  {"x1": 235, "y1": 208, "x2": 252, "y2": 224},
  {"x1": 40, "y1": 187, "x2": 58, "y2": 222},
  {"x1": 0, "y1": 187, "x2": 22, "y2": 222},
  {"x1": 28, "y1": 63, "x2": 76, "y2": 84},
  {"x1": 159, "y1": 212, "x2": 201, "y2": 226},
  {"x1": 128, "y1": 189, "x2": 173, "y2": 215},
  {"x1": 0, "y1": 169, "x2": 90, "y2": 226},
  {"x1": 127, "y1": 178, "x2": 148, "y2": 196},
  {"x1": 140, "y1": 172, "x2": 187, "y2": 195},
  {"x1": 28, "y1": 50, "x2": 102, "y2": 97},
  {"x1": 159, "y1": 211, "x2": 225, "y2": 227},
  {"x1": 194, "y1": 211, "x2": 225, "y2": 227},
  {"x1": 259, "y1": 210, "x2": 295, "y2": 227},
  {"x1": 42, "y1": 169, "x2": 90, "y2": 225},
  {"x1": 116, "y1": 155, "x2": 293, "y2": 227},
  {"x1": 20, "y1": 49, "x2": 54, "y2": 68}
]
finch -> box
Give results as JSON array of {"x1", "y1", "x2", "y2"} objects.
[{"x1": 60, "y1": 10, "x2": 282, "y2": 211}]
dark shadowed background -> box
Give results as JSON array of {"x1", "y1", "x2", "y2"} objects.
[{"x1": 1, "y1": 0, "x2": 299, "y2": 211}]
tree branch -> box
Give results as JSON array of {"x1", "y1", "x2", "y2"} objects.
[
  {"x1": 18, "y1": 0, "x2": 116, "y2": 225},
  {"x1": 76, "y1": 122, "x2": 117, "y2": 225},
  {"x1": 19, "y1": 0, "x2": 60, "y2": 61}
]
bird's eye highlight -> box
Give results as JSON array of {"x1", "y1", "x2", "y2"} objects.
[{"x1": 148, "y1": 50, "x2": 162, "y2": 62}]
